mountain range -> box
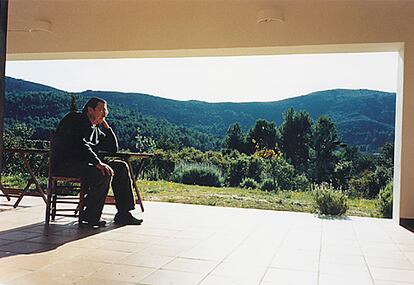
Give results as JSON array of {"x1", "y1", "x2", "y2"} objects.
[{"x1": 5, "y1": 77, "x2": 395, "y2": 152}]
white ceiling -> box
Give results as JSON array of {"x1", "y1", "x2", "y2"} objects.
[{"x1": 6, "y1": 0, "x2": 414, "y2": 59}]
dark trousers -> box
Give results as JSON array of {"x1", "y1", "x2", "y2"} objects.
[{"x1": 56, "y1": 160, "x2": 135, "y2": 223}]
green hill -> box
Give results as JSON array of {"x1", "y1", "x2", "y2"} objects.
[{"x1": 5, "y1": 76, "x2": 395, "y2": 152}]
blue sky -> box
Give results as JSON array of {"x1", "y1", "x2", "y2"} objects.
[{"x1": 6, "y1": 52, "x2": 398, "y2": 103}]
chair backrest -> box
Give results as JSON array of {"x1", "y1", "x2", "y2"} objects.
[
  {"x1": 48, "y1": 130, "x2": 57, "y2": 179},
  {"x1": 46, "y1": 130, "x2": 85, "y2": 225}
]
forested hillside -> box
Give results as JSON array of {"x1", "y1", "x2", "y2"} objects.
[
  {"x1": 5, "y1": 79, "x2": 222, "y2": 151},
  {"x1": 78, "y1": 88, "x2": 397, "y2": 152},
  {"x1": 5, "y1": 77, "x2": 395, "y2": 152},
  {"x1": 3, "y1": 77, "x2": 396, "y2": 212}
]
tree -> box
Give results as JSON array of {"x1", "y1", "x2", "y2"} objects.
[
  {"x1": 255, "y1": 147, "x2": 295, "y2": 190},
  {"x1": 279, "y1": 108, "x2": 313, "y2": 172},
  {"x1": 135, "y1": 127, "x2": 156, "y2": 152},
  {"x1": 69, "y1": 93, "x2": 78, "y2": 112},
  {"x1": 378, "y1": 142, "x2": 394, "y2": 169},
  {"x1": 225, "y1": 123, "x2": 245, "y2": 152},
  {"x1": 310, "y1": 116, "x2": 340, "y2": 184},
  {"x1": 246, "y1": 119, "x2": 279, "y2": 153}
]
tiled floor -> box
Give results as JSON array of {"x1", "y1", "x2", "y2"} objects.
[{"x1": 0, "y1": 197, "x2": 414, "y2": 284}]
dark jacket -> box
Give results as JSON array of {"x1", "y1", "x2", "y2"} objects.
[{"x1": 54, "y1": 112, "x2": 118, "y2": 170}]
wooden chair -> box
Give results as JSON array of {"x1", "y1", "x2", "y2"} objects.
[{"x1": 45, "y1": 131, "x2": 87, "y2": 226}]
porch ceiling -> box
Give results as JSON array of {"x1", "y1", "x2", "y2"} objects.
[{"x1": 6, "y1": 0, "x2": 414, "y2": 60}]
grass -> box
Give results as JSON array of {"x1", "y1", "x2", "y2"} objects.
[
  {"x1": 0, "y1": 175, "x2": 380, "y2": 217},
  {"x1": 138, "y1": 180, "x2": 379, "y2": 217}
]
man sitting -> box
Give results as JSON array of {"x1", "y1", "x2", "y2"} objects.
[{"x1": 54, "y1": 97, "x2": 142, "y2": 227}]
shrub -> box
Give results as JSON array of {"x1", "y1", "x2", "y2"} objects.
[
  {"x1": 226, "y1": 156, "x2": 249, "y2": 187},
  {"x1": 172, "y1": 163, "x2": 223, "y2": 187},
  {"x1": 377, "y1": 181, "x2": 393, "y2": 218},
  {"x1": 247, "y1": 156, "x2": 266, "y2": 183},
  {"x1": 266, "y1": 158, "x2": 296, "y2": 190},
  {"x1": 333, "y1": 161, "x2": 352, "y2": 190},
  {"x1": 293, "y1": 174, "x2": 311, "y2": 191},
  {"x1": 261, "y1": 179, "x2": 276, "y2": 192},
  {"x1": 349, "y1": 167, "x2": 392, "y2": 198},
  {"x1": 240, "y1": 178, "x2": 258, "y2": 189},
  {"x1": 313, "y1": 183, "x2": 348, "y2": 216},
  {"x1": 144, "y1": 149, "x2": 177, "y2": 181}
]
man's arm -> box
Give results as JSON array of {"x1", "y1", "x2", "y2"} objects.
[
  {"x1": 97, "y1": 119, "x2": 119, "y2": 154},
  {"x1": 56, "y1": 113, "x2": 101, "y2": 166}
]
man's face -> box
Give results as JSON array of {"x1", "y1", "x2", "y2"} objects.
[{"x1": 87, "y1": 102, "x2": 108, "y2": 125}]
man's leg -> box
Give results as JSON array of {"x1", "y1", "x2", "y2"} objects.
[
  {"x1": 107, "y1": 160, "x2": 142, "y2": 225},
  {"x1": 82, "y1": 165, "x2": 111, "y2": 224},
  {"x1": 57, "y1": 162, "x2": 111, "y2": 225},
  {"x1": 107, "y1": 160, "x2": 134, "y2": 212}
]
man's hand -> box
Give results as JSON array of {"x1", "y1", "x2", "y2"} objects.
[
  {"x1": 101, "y1": 118, "x2": 110, "y2": 129},
  {"x1": 96, "y1": 162, "x2": 114, "y2": 176}
]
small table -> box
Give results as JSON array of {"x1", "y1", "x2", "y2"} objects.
[
  {"x1": 102, "y1": 152, "x2": 153, "y2": 212},
  {"x1": 0, "y1": 148, "x2": 153, "y2": 211},
  {"x1": 0, "y1": 148, "x2": 49, "y2": 208}
]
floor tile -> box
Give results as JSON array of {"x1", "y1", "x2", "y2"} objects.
[
  {"x1": 270, "y1": 250, "x2": 319, "y2": 272},
  {"x1": 0, "y1": 231, "x2": 41, "y2": 241},
  {"x1": 7, "y1": 270, "x2": 81, "y2": 285},
  {"x1": 139, "y1": 269, "x2": 206, "y2": 285},
  {"x1": 366, "y1": 256, "x2": 414, "y2": 270},
  {"x1": 140, "y1": 244, "x2": 189, "y2": 257},
  {"x1": 0, "y1": 265, "x2": 32, "y2": 283},
  {"x1": 0, "y1": 241, "x2": 55, "y2": 254},
  {"x1": 96, "y1": 239, "x2": 149, "y2": 253},
  {"x1": 162, "y1": 257, "x2": 219, "y2": 274},
  {"x1": 374, "y1": 280, "x2": 414, "y2": 285},
  {"x1": 261, "y1": 268, "x2": 317, "y2": 285},
  {"x1": 90, "y1": 264, "x2": 155, "y2": 283},
  {"x1": 370, "y1": 267, "x2": 414, "y2": 283},
  {"x1": 319, "y1": 273, "x2": 374, "y2": 285},
  {"x1": 319, "y1": 261, "x2": 371, "y2": 278},
  {"x1": 117, "y1": 252, "x2": 175, "y2": 268},
  {"x1": 41, "y1": 257, "x2": 107, "y2": 277},
  {"x1": 1, "y1": 200, "x2": 414, "y2": 285},
  {"x1": 319, "y1": 252, "x2": 366, "y2": 266},
  {"x1": 75, "y1": 277, "x2": 136, "y2": 285},
  {"x1": 200, "y1": 274, "x2": 260, "y2": 285},
  {"x1": 76, "y1": 248, "x2": 131, "y2": 263}
]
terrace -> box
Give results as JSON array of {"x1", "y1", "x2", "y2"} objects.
[
  {"x1": 1, "y1": 1, "x2": 414, "y2": 284},
  {"x1": 1, "y1": 197, "x2": 414, "y2": 285}
]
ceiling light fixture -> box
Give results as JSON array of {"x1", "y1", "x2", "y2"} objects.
[
  {"x1": 257, "y1": 9, "x2": 285, "y2": 24},
  {"x1": 8, "y1": 20, "x2": 52, "y2": 33}
]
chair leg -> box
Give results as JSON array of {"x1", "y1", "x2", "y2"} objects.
[
  {"x1": 45, "y1": 182, "x2": 52, "y2": 225},
  {"x1": 51, "y1": 181, "x2": 57, "y2": 221},
  {"x1": 77, "y1": 180, "x2": 86, "y2": 225}
]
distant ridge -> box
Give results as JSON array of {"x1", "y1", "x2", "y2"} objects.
[
  {"x1": 5, "y1": 76, "x2": 396, "y2": 152},
  {"x1": 5, "y1": 77, "x2": 62, "y2": 93}
]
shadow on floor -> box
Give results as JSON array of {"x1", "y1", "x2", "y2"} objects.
[
  {"x1": 402, "y1": 225, "x2": 414, "y2": 233},
  {"x1": 315, "y1": 214, "x2": 351, "y2": 220},
  {"x1": 0, "y1": 220, "x2": 122, "y2": 258}
]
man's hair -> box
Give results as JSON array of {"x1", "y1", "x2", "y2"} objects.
[{"x1": 82, "y1": 97, "x2": 107, "y2": 114}]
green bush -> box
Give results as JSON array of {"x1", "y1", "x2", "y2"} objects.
[
  {"x1": 377, "y1": 181, "x2": 393, "y2": 218},
  {"x1": 172, "y1": 163, "x2": 223, "y2": 187},
  {"x1": 313, "y1": 183, "x2": 348, "y2": 216},
  {"x1": 267, "y1": 158, "x2": 296, "y2": 190},
  {"x1": 247, "y1": 156, "x2": 266, "y2": 183},
  {"x1": 226, "y1": 156, "x2": 249, "y2": 187},
  {"x1": 144, "y1": 149, "x2": 177, "y2": 181},
  {"x1": 293, "y1": 174, "x2": 311, "y2": 191},
  {"x1": 349, "y1": 166, "x2": 392, "y2": 198},
  {"x1": 240, "y1": 178, "x2": 259, "y2": 189},
  {"x1": 261, "y1": 179, "x2": 276, "y2": 192}
]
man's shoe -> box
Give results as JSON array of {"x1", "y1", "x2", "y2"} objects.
[
  {"x1": 114, "y1": 212, "x2": 143, "y2": 225},
  {"x1": 80, "y1": 219, "x2": 107, "y2": 229}
]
